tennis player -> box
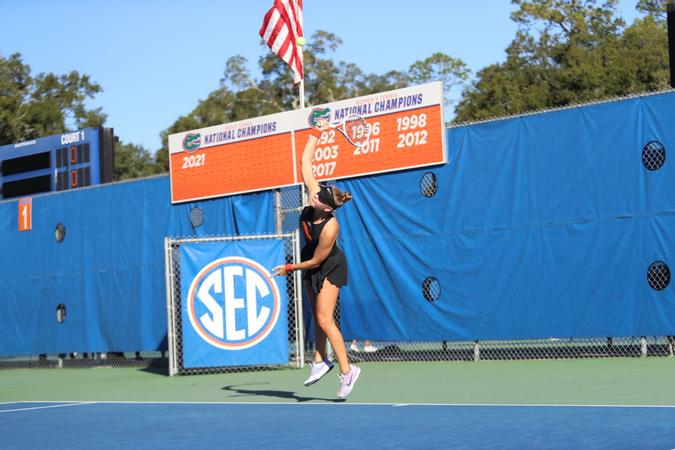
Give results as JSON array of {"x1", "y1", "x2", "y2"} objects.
[{"x1": 273, "y1": 124, "x2": 360, "y2": 399}]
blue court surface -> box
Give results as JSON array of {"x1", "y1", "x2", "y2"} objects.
[{"x1": 1, "y1": 401, "x2": 674, "y2": 449}]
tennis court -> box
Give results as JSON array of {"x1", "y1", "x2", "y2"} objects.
[{"x1": 2, "y1": 359, "x2": 674, "y2": 449}]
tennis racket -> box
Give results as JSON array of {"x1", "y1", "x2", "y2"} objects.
[{"x1": 315, "y1": 114, "x2": 370, "y2": 147}]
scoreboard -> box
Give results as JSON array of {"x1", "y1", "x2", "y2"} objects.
[
  {"x1": 168, "y1": 82, "x2": 446, "y2": 203},
  {"x1": 0, "y1": 127, "x2": 115, "y2": 200}
]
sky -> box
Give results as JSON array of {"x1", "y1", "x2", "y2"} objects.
[{"x1": 0, "y1": 1, "x2": 645, "y2": 152}]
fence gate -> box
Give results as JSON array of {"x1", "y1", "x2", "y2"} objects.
[{"x1": 164, "y1": 232, "x2": 303, "y2": 376}]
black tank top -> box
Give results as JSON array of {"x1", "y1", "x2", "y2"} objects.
[
  {"x1": 298, "y1": 206, "x2": 348, "y2": 293},
  {"x1": 299, "y1": 206, "x2": 339, "y2": 261}
]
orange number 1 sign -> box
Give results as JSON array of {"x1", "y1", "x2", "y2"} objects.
[{"x1": 18, "y1": 198, "x2": 32, "y2": 232}]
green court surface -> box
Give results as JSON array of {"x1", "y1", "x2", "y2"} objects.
[{"x1": 1, "y1": 358, "x2": 674, "y2": 405}]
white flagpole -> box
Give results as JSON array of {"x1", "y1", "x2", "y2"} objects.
[
  {"x1": 297, "y1": 0, "x2": 305, "y2": 109},
  {"x1": 295, "y1": 6, "x2": 307, "y2": 366}
]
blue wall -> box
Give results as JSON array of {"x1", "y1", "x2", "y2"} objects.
[
  {"x1": 338, "y1": 93, "x2": 674, "y2": 341},
  {"x1": 0, "y1": 176, "x2": 273, "y2": 355},
  {"x1": 1, "y1": 92, "x2": 674, "y2": 356}
]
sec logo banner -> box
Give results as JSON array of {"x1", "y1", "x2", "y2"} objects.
[
  {"x1": 179, "y1": 240, "x2": 288, "y2": 368},
  {"x1": 186, "y1": 256, "x2": 281, "y2": 350}
]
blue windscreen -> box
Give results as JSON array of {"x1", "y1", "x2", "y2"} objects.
[
  {"x1": 0, "y1": 176, "x2": 273, "y2": 355},
  {"x1": 1, "y1": 92, "x2": 673, "y2": 356},
  {"x1": 337, "y1": 93, "x2": 675, "y2": 341}
]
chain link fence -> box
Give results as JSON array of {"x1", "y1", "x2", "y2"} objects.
[
  {"x1": 164, "y1": 233, "x2": 303, "y2": 375},
  {"x1": 343, "y1": 337, "x2": 675, "y2": 362},
  {"x1": 3, "y1": 337, "x2": 672, "y2": 369},
  {"x1": 0, "y1": 352, "x2": 168, "y2": 369}
]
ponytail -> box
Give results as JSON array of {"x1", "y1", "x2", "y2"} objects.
[{"x1": 332, "y1": 187, "x2": 352, "y2": 207}]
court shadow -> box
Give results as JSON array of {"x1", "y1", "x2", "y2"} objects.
[
  {"x1": 138, "y1": 366, "x2": 171, "y2": 376},
  {"x1": 222, "y1": 383, "x2": 345, "y2": 403}
]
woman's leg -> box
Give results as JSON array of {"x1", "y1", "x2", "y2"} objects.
[
  {"x1": 304, "y1": 281, "x2": 327, "y2": 364},
  {"x1": 314, "y1": 279, "x2": 350, "y2": 374}
]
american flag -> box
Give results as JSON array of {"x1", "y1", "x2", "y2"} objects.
[{"x1": 259, "y1": 0, "x2": 304, "y2": 84}]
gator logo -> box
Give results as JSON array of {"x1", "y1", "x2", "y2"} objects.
[
  {"x1": 308, "y1": 107, "x2": 331, "y2": 128},
  {"x1": 182, "y1": 133, "x2": 201, "y2": 152}
]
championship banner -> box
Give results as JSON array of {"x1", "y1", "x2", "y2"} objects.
[
  {"x1": 168, "y1": 81, "x2": 446, "y2": 203},
  {"x1": 179, "y1": 240, "x2": 288, "y2": 368}
]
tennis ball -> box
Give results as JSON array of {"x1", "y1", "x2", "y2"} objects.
[{"x1": 296, "y1": 36, "x2": 306, "y2": 46}]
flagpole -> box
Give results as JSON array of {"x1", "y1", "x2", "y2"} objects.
[
  {"x1": 295, "y1": 30, "x2": 310, "y2": 366},
  {"x1": 297, "y1": 0, "x2": 305, "y2": 110},
  {"x1": 297, "y1": 60, "x2": 306, "y2": 210},
  {"x1": 296, "y1": 39, "x2": 306, "y2": 213},
  {"x1": 298, "y1": 37, "x2": 305, "y2": 109}
]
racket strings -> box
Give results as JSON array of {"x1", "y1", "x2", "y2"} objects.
[{"x1": 344, "y1": 116, "x2": 369, "y2": 146}]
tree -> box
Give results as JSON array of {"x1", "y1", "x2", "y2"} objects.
[
  {"x1": 113, "y1": 141, "x2": 164, "y2": 181},
  {"x1": 636, "y1": 0, "x2": 668, "y2": 20},
  {"x1": 454, "y1": 0, "x2": 669, "y2": 123},
  {"x1": 0, "y1": 52, "x2": 106, "y2": 145},
  {"x1": 409, "y1": 52, "x2": 470, "y2": 106}
]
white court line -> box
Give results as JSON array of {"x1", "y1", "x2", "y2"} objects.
[
  {"x1": 0, "y1": 402, "x2": 96, "y2": 414},
  {"x1": 13, "y1": 400, "x2": 675, "y2": 409}
]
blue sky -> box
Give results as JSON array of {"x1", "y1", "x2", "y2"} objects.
[{"x1": 0, "y1": 1, "x2": 644, "y2": 152}]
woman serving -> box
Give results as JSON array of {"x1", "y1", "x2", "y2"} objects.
[{"x1": 273, "y1": 124, "x2": 360, "y2": 399}]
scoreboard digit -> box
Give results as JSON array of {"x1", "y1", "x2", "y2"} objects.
[
  {"x1": 0, "y1": 127, "x2": 115, "y2": 200},
  {"x1": 168, "y1": 82, "x2": 446, "y2": 203}
]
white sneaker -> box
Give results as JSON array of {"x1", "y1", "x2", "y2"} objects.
[
  {"x1": 303, "y1": 360, "x2": 334, "y2": 386},
  {"x1": 337, "y1": 365, "x2": 361, "y2": 398},
  {"x1": 363, "y1": 344, "x2": 378, "y2": 353},
  {"x1": 349, "y1": 343, "x2": 360, "y2": 352}
]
